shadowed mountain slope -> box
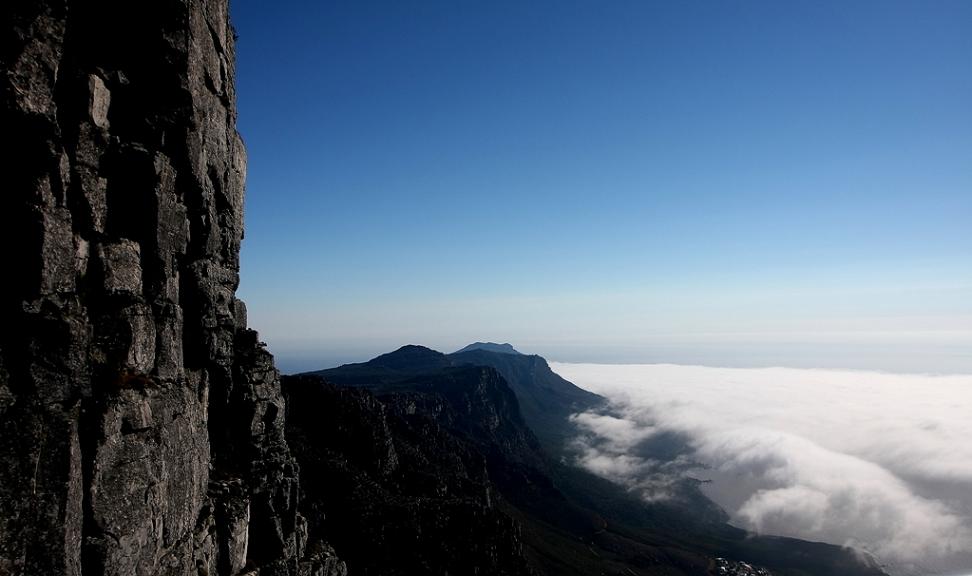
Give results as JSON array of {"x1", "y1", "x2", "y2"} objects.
[
  {"x1": 295, "y1": 346, "x2": 888, "y2": 576},
  {"x1": 310, "y1": 344, "x2": 602, "y2": 453}
]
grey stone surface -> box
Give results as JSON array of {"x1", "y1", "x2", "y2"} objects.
[{"x1": 0, "y1": 1, "x2": 344, "y2": 575}]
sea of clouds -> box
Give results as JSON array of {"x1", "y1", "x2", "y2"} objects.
[{"x1": 551, "y1": 362, "x2": 972, "y2": 576}]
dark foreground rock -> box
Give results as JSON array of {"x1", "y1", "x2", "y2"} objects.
[{"x1": 0, "y1": 2, "x2": 342, "y2": 575}]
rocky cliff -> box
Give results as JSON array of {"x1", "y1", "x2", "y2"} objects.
[
  {"x1": 283, "y1": 374, "x2": 538, "y2": 576},
  {"x1": 0, "y1": 1, "x2": 341, "y2": 575}
]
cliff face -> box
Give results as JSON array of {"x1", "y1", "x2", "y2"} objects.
[
  {"x1": 0, "y1": 2, "x2": 340, "y2": 575},
  {"x1": 282, "y1": 374, "x2": 537, "y2": 576}
]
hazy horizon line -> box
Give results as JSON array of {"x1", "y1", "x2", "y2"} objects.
[{"x1": 269, "y1": 342, "x2": 972, "y2": 377}]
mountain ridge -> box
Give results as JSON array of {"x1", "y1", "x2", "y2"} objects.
[
  {"x1": 298, "y1": 344, "x2": 888, "y2": 576},
  {"x1": 455, "y1": 342, "x2": 524, "y2": 355},
  {"x1": 307, "y1": 344, "x2": 603, "y2": 453}
]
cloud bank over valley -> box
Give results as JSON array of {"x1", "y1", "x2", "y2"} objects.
[{"x1": 552, "y1": 363, "x2": 972, "y2": 576}]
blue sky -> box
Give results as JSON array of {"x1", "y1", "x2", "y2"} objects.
[{"x1": 230, "y1": 0, "x2": 971, "y2": 373}]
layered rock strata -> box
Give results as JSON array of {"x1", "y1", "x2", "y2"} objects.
[{"x1": 0, "y1": 1, "x2": 341, "y2": 575}]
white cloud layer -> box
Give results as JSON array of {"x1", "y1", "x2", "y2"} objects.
[{"x1": 552, "y1": 362, "x2": 972, "y2": 575}]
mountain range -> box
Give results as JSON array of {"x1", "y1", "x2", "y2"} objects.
[{"x1": 284, "y1": 343, "x2": 889, "y2": 576}]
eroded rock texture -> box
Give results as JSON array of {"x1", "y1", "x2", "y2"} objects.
[{"x1": 0, "y1": 1, "x2": 342, "y2": 575}]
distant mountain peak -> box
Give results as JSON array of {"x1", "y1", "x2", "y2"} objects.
[
  {"x1": 389, "y1": 344, "x2": 441, "y2": 355},
  {"x1": 368, "y1": 345, "x2": 450, "y2": 370},
  {"x1": 455, "y1": 342, "x2": 522, "y2": 355}
]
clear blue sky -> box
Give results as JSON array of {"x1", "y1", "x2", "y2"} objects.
[{"x1": 230, "y1": 0, "x2": 972, "y2": 373}]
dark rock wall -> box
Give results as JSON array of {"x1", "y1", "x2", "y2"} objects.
[{"x1": 0, "y1": 1, "x2": 341, "y2": 575}]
